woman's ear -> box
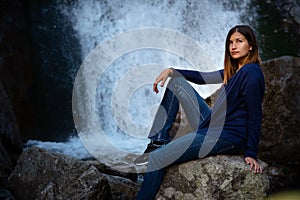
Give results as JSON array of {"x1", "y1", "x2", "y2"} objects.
[{"x1": 249, "y1": 46, "x2": 252, "y2": 51}]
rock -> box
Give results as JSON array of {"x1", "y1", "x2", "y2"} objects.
[
  {"x1": 103, "y1": 175, "x2": 140, "y2": 200},
  {"x1": 8, "y1": 147, "x2": 111, "y2": 200},
  {"x1": 87, "y1": 159, "x2": 138, "y2": 182},
  {"x1": 0, "y1": 81, "x2": 23, "y2": 150},
  {"x1": 0, "y1": 189, "x2": 15, "y2": 200},
  {"x1": 259, "y1": 56, "x2": 300, "y2": 165},
  {"x1": 156, "y1": 155, "x2": 269, "y2": 200},
  {"x1": 0, "y1": 80, "x2": 23, "y2": 199},
  {"x1": 87, "y1": 160, "x2": 140, "y2": 199}
]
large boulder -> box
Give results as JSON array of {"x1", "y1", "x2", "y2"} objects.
[
  {"x1": 259, "y1": 56, "x2": 300, "y2": 192},
  {"x1": 157, "y1": 155, "x2": 269, "y2": 200},
  {"x1": 8, "y1": 147, "x2": 111, "y2": 200},
  {"x1": 259, "y1": 56, "x2": 300, "y2": 165}
]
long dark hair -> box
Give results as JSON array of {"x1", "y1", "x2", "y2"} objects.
[{"x1": 223, "y1": 25, "x2": 261, "y2": 84}]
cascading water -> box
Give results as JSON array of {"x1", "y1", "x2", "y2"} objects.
[{"x1": 27, "y1": 0, "x2": 257, "y2": 165}]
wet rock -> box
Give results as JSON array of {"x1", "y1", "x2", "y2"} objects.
[
  {"x1": 104, "y1": 175, "x2": 140, "y2": 200},
  {"x1": 87, "y1": 159, "x2": 138, "y2": 182},
  {"x1": 8, "y1": 147, "x2": 111, "y2": 200},
  {"x1": 157, "y1": 155, "x2": 269, "y2": 200}
]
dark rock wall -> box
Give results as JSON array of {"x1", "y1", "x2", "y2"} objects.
[
  {"x1": 0, "y1": 0, "x2": 36, "y2": 141},
  {"x1": 0, "y1": 81, "x2": 22, "y2": 198},
  {"x1": 30, "y1": 0, "x2": 82, "y2": 141},
  {"x1": 259, "y1": 56, "x2": 300, "y2": 193},
  {"x1": 260, "y1": 56, "x2": 300, "y2": 164},
  {"x1": 1, "y1": 0, "x2": 82, "y2": 142}
]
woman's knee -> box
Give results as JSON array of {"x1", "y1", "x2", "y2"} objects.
[
  {"x1": 147, "y1": 151, "x2": 163, "y2": 171},
  {"x1": 167, "y1": 76, "x2": 187, "y2": 92}
]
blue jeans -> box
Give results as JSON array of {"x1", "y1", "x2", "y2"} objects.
[
  {"x1": 136, "y1": 77, "x2": 240, "y2": 200},
  {"x1": 148, "y1": 77, "x2": 210, "y2": 142}
]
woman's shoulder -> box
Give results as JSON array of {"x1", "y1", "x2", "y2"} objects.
[
  {"x1": 242, "y1": 62, "x2": 261, "y2": 70},
  {"x1": 240, "y1": 63, "x2": 263, "y2": 76},
  {"x1": 238, "y1": 63, "x2": 265, "y2": 87}
]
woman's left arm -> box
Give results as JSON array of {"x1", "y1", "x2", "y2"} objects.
[
  {"x1": 172, "y1": 69, "x2": 224, "y2": 84},
  {"x1": 241, "y1": 66, "x2": 265, "y2": 173}
]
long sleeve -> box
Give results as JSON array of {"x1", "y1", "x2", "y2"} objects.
[
  {"x1": 172, "y1": 69, "x2": 224, "y2": 85},
  {"x1": 241, "y1": 67, "x2": 265, "y2": 159}
]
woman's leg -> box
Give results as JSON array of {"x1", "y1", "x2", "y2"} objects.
[
  {"x1": 136, "y1": 76, "x2": 215, "y2": 199},
  {"x1": 136, "y1": 132, "x2": 239, "y2": 200},
  {"x1": 134, "y1": 76, "x2": 211, "y2": 165},
  {"x1": 148, "y1": 76, "x2": 211, "y2": 143}
]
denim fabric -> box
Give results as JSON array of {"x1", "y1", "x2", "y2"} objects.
[
  {"x1": 148, "y1": 77, "x2": 211, "y2": 143},
  {"x1": 136, "y1": 77, "x2": 240, "y2": 200},
  {"x1": 136, "y1": 134, "x2": 239, "y2": 200}
]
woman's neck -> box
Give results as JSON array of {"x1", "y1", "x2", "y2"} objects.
[{"x1": 238, "y1": 57, "x2": 248, "y2": 70}]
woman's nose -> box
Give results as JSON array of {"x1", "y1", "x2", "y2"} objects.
[{"x1": 231, "y1": 43, "x2": 237, "y2": 49}]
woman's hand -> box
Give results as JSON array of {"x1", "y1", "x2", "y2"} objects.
[
  {"x1": 244, "y1": 157, "x2": 263, "y2": 174},
  {"x1": 153, "y1": 68, "x2": 173, "y2": 93}
]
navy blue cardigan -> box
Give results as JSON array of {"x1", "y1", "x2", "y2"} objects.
[{"x1": 173, "y1": 63, "x2": 265, "y2": 159}]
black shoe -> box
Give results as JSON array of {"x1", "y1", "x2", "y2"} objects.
[{"x1": 134, "y1": 141, "x2": 165, "y2": 166}]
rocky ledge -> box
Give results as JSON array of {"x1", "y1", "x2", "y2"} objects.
[
  {"x1": 8, "y1": 147, "x2": 140, "y2": 200},
  {"x1": 8, "y1": 147, "x2": 269, "y2": 200},
  {"x1": 157, "y1": 155, "x2": 269, "y2": 200}
]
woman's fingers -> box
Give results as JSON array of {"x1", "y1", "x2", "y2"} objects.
[
  {"x1": 244, "y1": 157, "x2": 263, "y2": 174},
  {"x1": 160, "y1": 76, "x2": 167, "y2": 87},
  {"x1": 153, "y1": 77, "x2": 162, "y2": 93},
  {"x1": 153, "y1": 82, "x2": 158, "y2": 93},
  {"x1": 153, "y1": 68, "x2": 172, "y2": 93}
]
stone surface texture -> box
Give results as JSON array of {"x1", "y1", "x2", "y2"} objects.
[{"x1": 157, "y1": 155, "x2": 269, "y2": 200}]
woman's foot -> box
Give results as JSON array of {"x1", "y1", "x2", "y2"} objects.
[{"x1": 134, "y1": 141, "x2": 165, "y2": 165}]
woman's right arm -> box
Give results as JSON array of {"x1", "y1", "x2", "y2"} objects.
[
  {"x1": 153, "y1": 68, "x2": 224, "y2": 93},
  {"x1": 153, "y1": 68, "x2": 174, "y2": 93}
]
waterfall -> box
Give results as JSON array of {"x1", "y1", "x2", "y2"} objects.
[{"x1": 28, "y1": 0, "x2": 255, "y2": 165}]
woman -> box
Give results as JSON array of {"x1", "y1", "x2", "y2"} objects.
[{"x1": 135, "y1": 25, "x2": 265, "y2": 200}]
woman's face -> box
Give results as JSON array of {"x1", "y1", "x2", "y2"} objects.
[{"x1": 229, "y1": 32, "x2": 252, "y2": 60}]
